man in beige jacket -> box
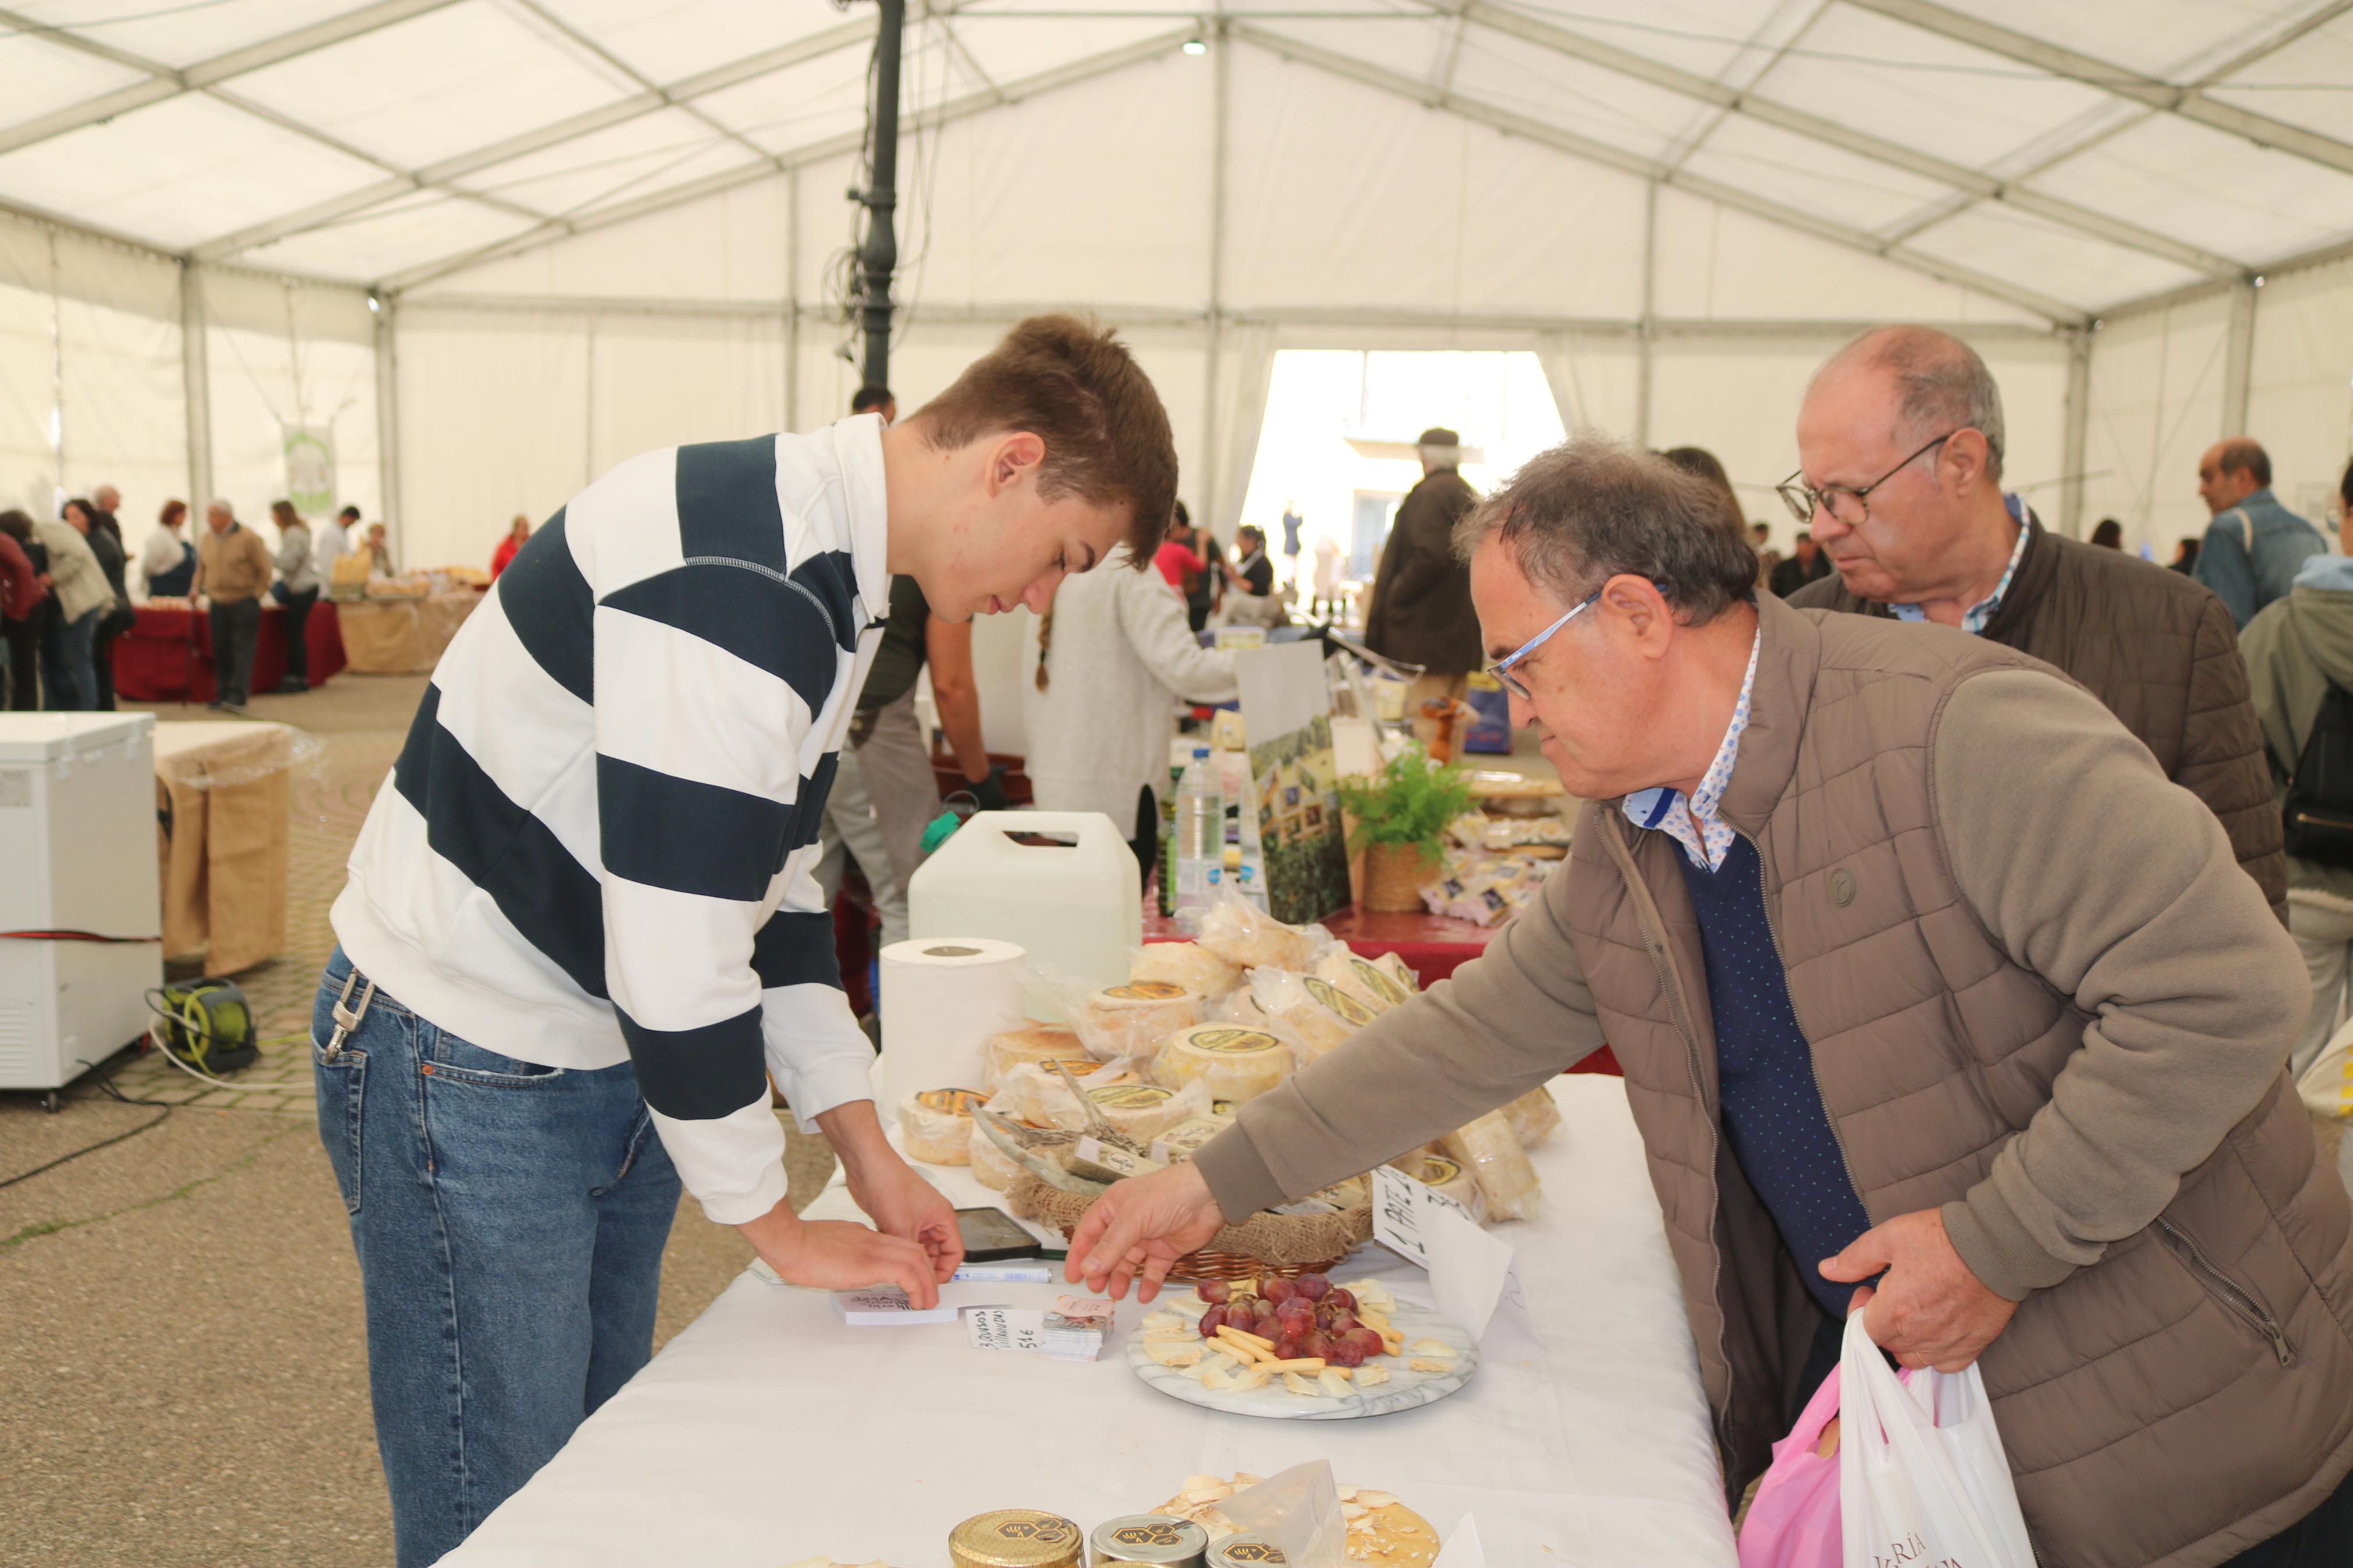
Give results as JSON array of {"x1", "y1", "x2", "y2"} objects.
[
  {"x1": 1072, "y1": 438, "x2": 2353, "y2": 1567},
  {"x1": 191, "y1": 499, "x2": 274, "y2": 709}
]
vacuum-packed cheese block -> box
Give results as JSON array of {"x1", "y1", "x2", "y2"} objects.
[
  {"x1": 982, "y1": 1023, "x2": 1086, "y2": 1089},
  {"x1": 1504, "y1": 1086, "x2": 1563, "y2": 1149},
  {"x1": 1130, "y1": 941, "x2": 1243, "y2": 1000},
  {"x1": 1372, "y1": 952, "x2": 1420, "y2": 996},
  {"x1": 1440, "y1": 1110, "x2": 1542, "y2": 1221},
  {"x1": 1195, "y1": 897, "x2": 1316, "y2": 972},
  {"x1": 897, "y1": 1086, "x2": 987, "y2": 1165},
  {"x1": 1151, "y1": 1114, "x2": 1235, "y2": 1164},
  {"x1": 1150, "y1": 1024, "x2": 1296, "y2": 1104},
  {"x1": 1393, "y1": 1152, "x2": 1488, "y2": 1223},
  {"x1": 1085, "y1": 1080, "x2": 1198, "y2": 1143}
]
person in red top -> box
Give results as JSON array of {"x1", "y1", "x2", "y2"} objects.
[
  {"x1": 0, "y1": 510, "x2": 47, "y2": 709},
  {"x1": 1152, "y1": 523, "x2": 1202, "y2": 592},
  {"x1": 491, "y1": 514, "x2": 531, "y2": 578}
]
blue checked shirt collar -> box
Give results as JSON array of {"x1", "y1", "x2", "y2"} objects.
[
  {"x1": 1888, "y1": 518, "x2": 2029, "y2": 636},
  {"x1": 1621, "y1": 624, "x2": 1761, "y2": 873}
]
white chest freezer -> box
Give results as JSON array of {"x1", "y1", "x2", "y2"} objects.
[{"x1": 0, "y1": 713, "x2": 163, "y2": 1094}]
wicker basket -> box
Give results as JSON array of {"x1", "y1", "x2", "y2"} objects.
[
  {"x1": 1009, "y1": 1174, "x2": 1372, "y2": 1283},
  {"x1": 1361, "y1": 841, "x2": 1439, "y2": 912}
]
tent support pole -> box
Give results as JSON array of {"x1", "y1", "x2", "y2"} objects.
[
  {"x1": 1200, "y1": 19, "x2": 1230, "y2": 535},
  {"x1": 786, "y1": 165, "x2": 800, "y2": 431},
  {"x1": 1636, "y1": 181, "x2": 1656, "y2": 447},
  {"x1": 374, "y1": 291, "x2": 400, "y2": 533},
  {"x1": 2221, "y1": 281, "x2": 2256, "y2": 437},
  {"x1": 856, "y1": 0, "x2": 903, "y2": 397},
  {"x1": 2060, "y1": 326, "x2": 2089, "y2": 541},
  {"x1": 181, "y1": 262, "x2": 212, "y2": 510}
]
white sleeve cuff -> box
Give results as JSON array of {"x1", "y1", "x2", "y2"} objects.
[
  {"x1": 761, "y1": 981, "x2": 878, "y2": 1133},
  {"x1": 646, "y1": 1099, "x2": 790, "y2": 1226}
]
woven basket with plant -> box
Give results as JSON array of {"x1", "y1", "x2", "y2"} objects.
[{"x1": 1338, "y1": 746, "x2": 1474, "y2": 912}]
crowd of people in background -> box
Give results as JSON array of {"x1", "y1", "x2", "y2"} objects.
[{"x1": 0, "y1": 487, "x2": 388, "y2": 713}]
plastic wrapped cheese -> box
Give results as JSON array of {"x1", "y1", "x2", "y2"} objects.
[
  {"x1": 982, "y1": 1023, "x2": 1086, "y2": 1089},
  {"x1": 1130, "y1": 941, "x2": 1244, "y2": 1000},
  {"x1": 1351, "y1": 955, "x2": 1416, "y2": 1010},
  {"x1": 1194, "y1": 888, "x2": 1317, "y2": 973},
  {"x1": 1151, "y1": 1112, "x2": 1235, "y2": 1164},
  {"x1": 1441, "y1": 1110, "x2": 1543, "y2": 1221},
  {"x1": 1076, "y1": 980, "x2": 1202, "y2": 1058},
  {"x1": 1504, "y1": 1086, "x2": 1563, "y2": 1149},
  {"x1": 1246, "y1": 967, "x2": 1377, "y2": 1063},
  {"x1": 1395, "y1": 1152, "x2": 1489, "y2": 1224},
  {"x1": 1311, "y1": 944, "x2": 1385, "y2": 1012},
  {"x1": 1085, "y1": 1079, "x2": 1209, "y2": 1143},
  {"x1": 897, "y1": 1086, "x2": 987, "y2": 1165},
  {"x1": 1372, "y1": 952, "x2": 1421, "y2": 997},
  {"x1": 1150, "y1": 1024, "x2": 1297, "y2": 1104},
  {"x1": 969, "y1": 1119, "x2": 1022, "y2": 1192}
]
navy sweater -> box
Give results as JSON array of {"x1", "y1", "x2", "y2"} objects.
[{"x1": 1676, "y1": 834, "x2": 1872, "y2": 1317}]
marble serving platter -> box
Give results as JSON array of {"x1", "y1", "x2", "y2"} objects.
[{"x1": 1126, "y1": 1290, "x2": 1479, "y2": 1421}]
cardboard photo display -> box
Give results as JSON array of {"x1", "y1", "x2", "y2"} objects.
[{"x1": 1234, "y1": 642, "x2": 1354, "y2": 926}]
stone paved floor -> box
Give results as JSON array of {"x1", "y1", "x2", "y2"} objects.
[{"x1": 5, "y1": 673, "x2": 836, "y2": 1568}]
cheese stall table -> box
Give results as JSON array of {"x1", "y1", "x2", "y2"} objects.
[
  {"x1": 335, "y1": 589, "x2": 482, "y2": 673},
  {"x1": 440, "y1": 1076, "x2": 1736, "y2": 1567},
  {"x1": 112, "y1": 600, "x2": 345, "y2": 703},
  {"x1": 151, "y1": 720, "x2": 293, "y2": 974}
]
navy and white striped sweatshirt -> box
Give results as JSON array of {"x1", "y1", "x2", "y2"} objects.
[{"x1": 332, "y1": 418, "x2": 890, "y2": 1223}]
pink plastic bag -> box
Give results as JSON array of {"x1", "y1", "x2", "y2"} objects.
[{"x1": 1736, "y1": 1365, "x2": 1842, "y2": 1568}]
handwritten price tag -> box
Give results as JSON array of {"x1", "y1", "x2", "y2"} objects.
[{"x1": 963, "y1": 1306, "x2": 1046, "y2": 1353}]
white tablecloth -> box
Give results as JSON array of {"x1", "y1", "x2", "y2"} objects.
[{"x1": 441, "y1": 1077, "x2": 1737, "y2": 1567}]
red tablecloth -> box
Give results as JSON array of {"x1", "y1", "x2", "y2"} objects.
[
  {"x1": 113, "y1": 601, "x2": 346, "y2": 703},
  {"x1": 1144, "y1": 904, "x2": 1622, "y2": 1078}
]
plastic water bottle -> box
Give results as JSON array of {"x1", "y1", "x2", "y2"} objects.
[{"x1": 1174, "y1": 746, "x2": 1220, "y2": 913}]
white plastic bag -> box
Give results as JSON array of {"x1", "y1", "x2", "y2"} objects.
[{"x1": 1838, "y1": 1311, "x2": 2035, "y2": 1568}]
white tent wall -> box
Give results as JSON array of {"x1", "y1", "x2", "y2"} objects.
[
  {"x1": 2081, "y1": 292, "x2": 2234, "y2": 556},
  {"x1": 2246, "y1": 256, "x2": 2353, "y2": 527}
]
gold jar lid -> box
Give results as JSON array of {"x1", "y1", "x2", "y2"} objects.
[
  {"x1": 1089, "y1": 1514, "x2": 1209, "y2": 1568},
  {"x1": 950, "y1": 1510, "x2": 1085, "y2": 1568},
  {"x1": 1205, "y1": 1536, "x2": 1287, "y2": 1568}
]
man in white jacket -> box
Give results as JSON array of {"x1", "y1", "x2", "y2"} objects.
[{"x1": 1023, "y1": 545, "x2": 1239, "y2": 873}]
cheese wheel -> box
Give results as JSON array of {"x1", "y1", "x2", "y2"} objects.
[
  {"x1": 1351, "y1": 955, "x2": 1415, "y2": 1010},
  {"x1": 1440, "y1": 1110, "x2": 1542, "y2": 1221},
  {"x1": 1372, "y1": 952, "x2": 1420, "y2": 996},
  {"x1": 999, "y1": 1062, "x2": 1140, "y2": 1129},
  {"x1": 1311, "y1": 946, "x2": 1386, "y2": 1012},
  {"x1": 897, "y1": 1086, "x2": 986, "y2": 1165},
  {"x1": 982, "y1": 1023, "x2": 1085, "y2": 1089},
  {"x1": 1151, "y1": 1114, "x2": 1234, "y2": 1164},
  {"x1": 1078, "y1": 980, "x2": 1201, "y2": 1053},
  {"x1": 968, "y1": 1121, "x2": 1022, "y2": 1192},
  {"x1": 1151, "y1": 1025, "x2": 1295, "y2": 1104},
  {"x1": 1085, "y1": 1081, "x2": 1191, "y2": 1142},
  {"x1": 1130, "y1": 941, "x2": 1243, "y2": 1000}
]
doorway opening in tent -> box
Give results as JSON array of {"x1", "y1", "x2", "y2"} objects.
[{"x1": 1230, "y1": 350, "x2": 1566, "y2": 611}]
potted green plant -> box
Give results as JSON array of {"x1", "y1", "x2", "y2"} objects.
[{"x1": 1337, "y1": 746, "x2": 1475, "y2": 911}]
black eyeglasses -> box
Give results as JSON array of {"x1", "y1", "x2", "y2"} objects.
[{"x1": 1776, "y1": 431, "x2": 1958, "y2": 528}]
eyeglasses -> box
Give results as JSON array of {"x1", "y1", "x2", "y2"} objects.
[
  {"x1": 1776, "y1": 431, "x2": 1958, "y2": 528},
  {"x1": 1488, "y1": 588, "x2": 1602, "y2": 700}
]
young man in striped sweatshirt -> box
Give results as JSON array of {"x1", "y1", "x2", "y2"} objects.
[{"x1": 315, "y1": 316, "x2": 1179, "y2": 1568}]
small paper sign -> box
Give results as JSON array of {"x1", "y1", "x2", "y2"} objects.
[
  {"x1": 1369, "y1": 1165, "x2": 1524, "y2": 1339},
  {"x1": 964, "y1": 1306, "x2": 1047, "y2": 1353}
]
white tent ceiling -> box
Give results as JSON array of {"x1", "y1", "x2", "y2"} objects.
[{"x1": 2, "y1": 0, "x2": 2351, "y2": 319}]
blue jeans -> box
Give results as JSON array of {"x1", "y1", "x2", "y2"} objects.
[
  {"x1": 313, "y1": 948, "x2": 681, "y2": 1568},
  {"x1": 43, "y1": 603, "x2": 97, "y2": 709}
]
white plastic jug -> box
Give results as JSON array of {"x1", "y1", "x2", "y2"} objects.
[{"x1": 907, "y1": 810, "x2": 1141, "y2": 1019}]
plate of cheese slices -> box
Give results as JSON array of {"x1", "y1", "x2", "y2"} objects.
[{"x1": 1127, "y1": 1272, "x2": 1477, "y2": 1420}]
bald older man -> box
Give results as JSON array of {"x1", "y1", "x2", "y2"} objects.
[
  {"x1": 2194, "y1": 437, "x2": 2326, "y2": 629},
  {"x1": 1784, "y1": 325, "x2": 2287, "y2": 921}
]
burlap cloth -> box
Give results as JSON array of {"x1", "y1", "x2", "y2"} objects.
[
  {"x1": 338, "y1": 591, "x2": 481, "y2": 674},
  {"x1": 1011, "y1": 1175, "x2": 1372, "y2": 1265},
  {"x1": 152, "y1": 720, "x2": 292, "y2": 975}
]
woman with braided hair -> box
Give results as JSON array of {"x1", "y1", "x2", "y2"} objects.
[{"x1": 1023, "y1": 539, "x2": 1240, "y2": 876}]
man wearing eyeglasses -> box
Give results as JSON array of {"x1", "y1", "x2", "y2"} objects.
[
  {"x1": 1781, "y1": 325, "x2": 2286, "y2": 923},
  {"x1": 1066, "y1": 435, "x2": 2353, "y2": 1566}
]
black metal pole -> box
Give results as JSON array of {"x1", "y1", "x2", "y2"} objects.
[{"x1": 858, "y1": 0, "x2": 903, "y2": 396}]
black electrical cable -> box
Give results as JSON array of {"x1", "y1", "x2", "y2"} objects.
[{"x1": 0, "y1": 1060, "x2": 174, "y2": 1192}]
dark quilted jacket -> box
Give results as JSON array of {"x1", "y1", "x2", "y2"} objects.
[{"x1": 1790, "y1": 517, "x2": 2288, "y2": 922}]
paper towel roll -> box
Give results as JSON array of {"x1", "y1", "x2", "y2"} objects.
[{"x1": 876, "y1": 937, "x2": 1028, "y2": 1115}]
